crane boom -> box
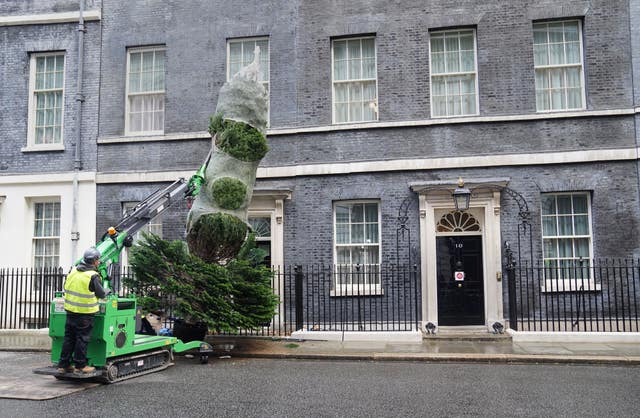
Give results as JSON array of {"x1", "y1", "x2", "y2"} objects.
[{"x1": 82, "y1": 151, "x2": 212, "y2": 290}]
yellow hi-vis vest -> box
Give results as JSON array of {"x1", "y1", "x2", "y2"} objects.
[{"x1": 64, "y1": 268, "x2": 99, "y2": 314}]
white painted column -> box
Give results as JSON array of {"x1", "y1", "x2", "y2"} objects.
[{"x1": 420, "y1": 195, "x2": 439, "y2": 331}]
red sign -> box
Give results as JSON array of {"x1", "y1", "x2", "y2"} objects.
[{"x1": 454, "y1": 271, "x2": 465, "y2": 281}]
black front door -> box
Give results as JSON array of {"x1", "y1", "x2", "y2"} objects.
[{"x1": 436, "y1": 236, "x2": 484, "y2": 326}]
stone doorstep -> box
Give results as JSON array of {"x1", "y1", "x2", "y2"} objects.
[{"x1": 423, "y1": 333, "x2": 512, "y2": 342}]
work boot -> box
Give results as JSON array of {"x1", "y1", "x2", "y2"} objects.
[
  {"x1": 75, "y1": 365, "x2": 95, "y2": 374},
  {"x1": 57, "y1": 365, "x2": 75, "y2": 373}
]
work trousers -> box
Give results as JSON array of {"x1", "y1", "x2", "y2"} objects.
[{"x1": 58, "y1": 312, "x2": 95, "y2": 369}]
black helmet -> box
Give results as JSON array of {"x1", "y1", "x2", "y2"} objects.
[{"x1": 83, "y1": 247, "x2": 101, "y2": 264}]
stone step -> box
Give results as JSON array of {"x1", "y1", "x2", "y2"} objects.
[{"x1": 423, "y1": 333, "x2": 512, "y2": 342}]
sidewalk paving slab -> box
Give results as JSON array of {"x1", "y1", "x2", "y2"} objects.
[{"x1": 0, "y1": 352, "x2": 99, "y2": 400}]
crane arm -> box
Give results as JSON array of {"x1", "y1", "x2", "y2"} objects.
[{"x1": 79, "y1": 151, "x2": 212, "y2": 290}]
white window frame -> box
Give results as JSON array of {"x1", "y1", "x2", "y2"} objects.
[
  {"x1": 332, "y1": 200, "x2": 382, "y2": 296},
  {"x1": 227, "y1": 37, "x2": 270, "y2": 124},
  {"x1": 31, "y1": 199, "x2": 61, "y2": 269},
  {"x1": 26, "y1": 52, "x2": 66, "y2": 151},
  {"x1": 428, "y1": 28, "x2": 479, "y2": 119},
  {"x1": 125, "y1": 46, "x2": 166, "y2": 136},
  {"x1": 540, "y1": 192, "x2": 599, "y2": 292},
  {"x1": 533, "y1": 19, "x2": 586, "y2": 112},
  {"x1": 331, "y1": 36, "x2": 379, "y2": 124}
]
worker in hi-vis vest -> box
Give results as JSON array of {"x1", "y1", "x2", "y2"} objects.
[{"x1": 57, "y1": 247, "x2": 110, "y2": 374}]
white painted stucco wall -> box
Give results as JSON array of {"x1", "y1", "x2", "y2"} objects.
[{"x1": 0, "y1": 172, "x2": 97, "y2": 268}]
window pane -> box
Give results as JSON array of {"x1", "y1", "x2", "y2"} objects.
[
  {"x1": 130, "y1": 52, "x2": 141, "y2": 73},
  {"x1": 533, "y1": 44, "x2": 548, "y2": 66},
  {"x1": 445, "y1": 35, "x2": 459, "y2": 52},
  {"x1": 542, "y1": 217, "x2": 557, "y2": 236},
  {"x1": 564, "y1": 21, "x2": 579, "y2": 41},
  {"x1": 347, "y1": 39, "x2": 361, "y2": 58},
  {"x1": 350, "y1": 204, "x2": 364, "y2": 222},
  {"x1": 565, "y1": 67, "x2": 581, "y2": 88},
  {"x1": 334, "y1": 40, "x2": 347, "y2": 60},
  {"x1": 351, "y1": 246, "x2": 364, "y2": 265},
  {"x1": 141, "y1": 70, "x2": 153, "y2": 92},
  {"x1": 336, "y1": 224, "x2": 349, "y2": 244},
  {"x1": 558, "y1": 239, "x2": 573, "y2": 257},
  {"x1": 445, "y1": 52, "x2": 459, "y2": 72},
  {"x1": 334, "y1": 59, "x2": 347, "y2": 81},
  {"x1": 460, "y1": 51, "x2": 475, "y2": 72},
  {"x1": 533, "y1": 25, "x2": 548, "y2": 44},
  {"x1": 129, "y1": 73, "x2": 140, "y2": 93},
  {"x1": 432, "y1": 52, "x2": 445, "y2": 74},
  {"x1": 154, "y1": 68, "x2": 165, "y2": 91},
  {"x1": 337, "y1": 247, "x2": 351, "y2": 265},
  {"x1": 430, "y1": 36, "x2": 444, "y2": 53},
  {"x1": 574, "y1": 215, "x2": 589, "y2": 235},
  {"x1": 543, "y1": 239, "x2": 557, "y2": 258},
  {"x1": 351, "y1": 224, "x2": 364, "y2": 243},
  {"x1": 432, "y1": 78, "x2": 445, "y2": 95},
  {"x1": 566, "y1": 42, "x2": 581, "y2": 64},
  {"x1": 557, "y1": 195, "x2": 572, "y2": 214},
  {"x1": 142, "y1": 51, "x2": 154, "y2": 72},
  {"x1": 541, "y1": 195, "x2": 556, "y2": 215},
  {"x1": 349, "y1": 102, "x2": 362, "y2": 122},
  {"x1": 349, "y1": 83, "x2": 362, "y2": 102},
  {"x1": 362, "y1": 57, "x2": 376, "y2": 79},
  {"x1": 558, "y1": 215, "x2": 573, "y2": 235},
  {"x1": 549, "y1": 43, "x2": 565, "y2": 65},
  {"x1": 361, "y1": 38, "x2": 375, "y2": 57},
  {"x1": 364, "y1": 203, "x2": 378, "y2": 222},
  {"x1": 366, "y1": 246, "x2": 380, "y2": 265},
  {"x1": 336, "y1": 205, "x2": 349, "y2": 223},
  {"x1": 572, "y1": 195, "x2": 588, "y2": 213},
  {"x1": 548, "y1": 22, "x2": 564, "y2": 43},
  {"x1": 349, "y1": 58, "x2": 362, "y2": 79},
  {"x1": 459, "y1": 34, "x2": 474, "y2": 50},
  {"x1": 365, "y1": 224, "x2": 378, "y2": 243},
  {"x1": 575, "y1": 238, "x2": 589, "y2": 257},
  {"x1": 363, "y1": 82, "x2": 376, "y2": 101},
  {"x1": 432, "y1": 96, "x2": 446, "y2": 116}
]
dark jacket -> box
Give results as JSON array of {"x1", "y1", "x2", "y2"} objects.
[{"x1": 75, "y1": 262, "x2": 110, "y2": 299}]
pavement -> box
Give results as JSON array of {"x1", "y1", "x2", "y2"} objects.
[
  {"x1": 208, "y1": 334, "x2": 640, "y2": 366},
  {"x1": 1, "y1": 329, "x2": 639, "y2": 400},
  {"x1": 1, "y1": 329, "x2": 640, "y2": 366}
]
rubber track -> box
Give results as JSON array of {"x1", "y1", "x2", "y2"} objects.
[{"x1": 99, "y1": 348, "x2": 173, "y2": 383}]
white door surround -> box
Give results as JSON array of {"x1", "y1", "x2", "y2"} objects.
[{"x1": 410, "y1": 178, "x2": 509, "y2": 334}]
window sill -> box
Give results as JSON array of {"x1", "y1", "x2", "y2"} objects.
[
  {"x1": 21, "y1": 144, "x2": 65, "y2": 152},
  {"x1": 332, "y1": 119, "x2": 379, "y2": 126},
  {"x1": 330, "y1": 287, "x2": 384, "y2": 297},
  {"x1": 430, "y1": 112, "x2": 480, "y2": 120},
  {"x1": 124, "y1": 131, "x2": 165, "y2": 138},
  {"x1": 541, "y1": 280, "x2": 601, "y2": 293},
  {"x1": 99, "y1": 131, "x2": 209, "y2": 144},
  {"x1": 536, "y1": 107, "x2": 586, "y2": 114}
]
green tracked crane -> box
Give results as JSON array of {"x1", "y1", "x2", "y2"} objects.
[{"x1": 34, "y1": 153, "x2": 214, "y2": 383}]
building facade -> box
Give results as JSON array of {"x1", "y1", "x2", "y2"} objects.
[
  {"x1": 0, "y1": 0, "x2": 102, "y2": 268},
  {"x1": 2, "y1": 0, "x2": 639, "y2": 334}
]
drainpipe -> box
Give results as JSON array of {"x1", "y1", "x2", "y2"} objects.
[{"x1": 71, "y1": 0, "x2": 86, "y2": 263}]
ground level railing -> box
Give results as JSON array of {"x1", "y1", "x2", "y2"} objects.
[
  {"x1": 1, "y1": 264, "x2": 421, "y2": 335},
  {"x1": 506, "y1": 259, "x2": 640, "y2": 332}
]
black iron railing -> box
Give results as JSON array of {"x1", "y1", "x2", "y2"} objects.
[
  {"x1": 0, "y1": 267, "x2": 65, "y2": 329},
  {"x1": 0, "y1": 264, "x2": 421, "y2": 335},
  {"x1": 506, "y1": 259, "x2": 640, "y2": 332},
  {"x1": 286, "y1": 264, "x2": 421, "y2": 333}
]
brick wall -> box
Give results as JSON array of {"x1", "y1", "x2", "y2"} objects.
[{"x1": 0, "y1": 1, "x2": 101, "y2": 174}]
